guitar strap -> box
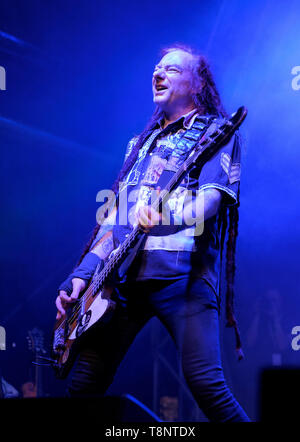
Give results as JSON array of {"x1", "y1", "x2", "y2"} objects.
[{"x1": 155, "y1": 115, "x2": 216, "y2": 193}]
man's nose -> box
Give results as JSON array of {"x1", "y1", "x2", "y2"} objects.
[{"x1": 153, "y1": 68, "x2": 166, "y2": 80}]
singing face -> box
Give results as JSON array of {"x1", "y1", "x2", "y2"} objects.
[{"x1": 152, "y1": 49, "x2": 195, "y2": 114}]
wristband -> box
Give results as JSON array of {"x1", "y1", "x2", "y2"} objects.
[
  {"x1": 58, "y1": 252, "x2": 103, "y2": 295},
  {"x1": 70, "y1": 252, "x2": 102, "y2": 282},
  {"x1": 58, "y1": 274, "x2": 74, "y2": 296}
]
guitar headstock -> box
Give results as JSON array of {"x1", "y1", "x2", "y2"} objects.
[
  {"x1": 228, "y1": 106, "x2": 248, "y2": 128},
  {"x1": 26, "y1": 327, "x2": 46, "y2": 356},
  {"x1": 197, "y1": 106, "x2": 248, "y2": 152}
]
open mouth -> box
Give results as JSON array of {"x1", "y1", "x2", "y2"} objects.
[{"x1": 155, "y1": 84, "x2": 168, "y2": 92}]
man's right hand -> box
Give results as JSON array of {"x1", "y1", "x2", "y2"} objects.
[{"x1": 55, "y1": 278, "x2": 86, "y2": 320}]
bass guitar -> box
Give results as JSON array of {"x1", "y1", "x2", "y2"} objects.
[
  {"x1": 22, "y1": 327, "x2": 46, "y2": 397},
  {"x1": 51, "y1": 106, "x2": 248, "y2": 379}
]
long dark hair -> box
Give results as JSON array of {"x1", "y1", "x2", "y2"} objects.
[{"x1": 77, "y1": 44, "x2": 242, "y2": 357}]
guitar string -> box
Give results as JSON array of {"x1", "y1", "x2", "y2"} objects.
[
  {"x1": 56, "y1": 158, "x2": 186, "y2": 333},
  {"x1": 54, "y1": 127, "x2": 228, "y2": 337},
  {"x1": 54, "y1": 131, "x2": 224, "y2": 337},
  {"x1": 54, "y1": 122, "x2": 233, "y2": 339},
  {"x1": 55, "y1": 138, "x2": 215, "y2": 336},
  {"x1": 58, "y1": 167, "x2": 186, "y2": 331},
  {"x1": 55, "y1": 161, "x2": 187, "y2": 336}
]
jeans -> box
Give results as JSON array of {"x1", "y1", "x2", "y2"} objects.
[{"x1": 67, "y1": 277, "x2": 250, "y2": 422}]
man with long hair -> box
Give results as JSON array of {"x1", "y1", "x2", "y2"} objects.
[{"x1": 55, "y1": 44, "x2": 250, "y2": 422}]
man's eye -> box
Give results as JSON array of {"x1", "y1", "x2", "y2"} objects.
[{"x1": 153, "y1": 66, "x2": 181, "y2": 74}]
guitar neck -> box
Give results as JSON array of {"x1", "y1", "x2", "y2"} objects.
[{"x1": 84, "y1": 109, "x2": 247, "y2": 300}]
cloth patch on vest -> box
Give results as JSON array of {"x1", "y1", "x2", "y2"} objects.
[
  {"x1": 221, "y1": 153, "x2": 241, "y2": 184},
  {"x1": 141, "y1": 155, "x2": 168, "y2": 186}
]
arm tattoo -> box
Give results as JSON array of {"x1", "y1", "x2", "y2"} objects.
[
  {"x1": 91, "y1": 231, "x2": 114, "y2": 259},
  {"x1": 101, "y1": 235, "x2": 114, "y2": 256}
]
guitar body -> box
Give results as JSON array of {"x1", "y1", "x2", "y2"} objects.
[
  {"x1": 52, "y1": 285, "x2": 115, "y2": 379},
  {"x1": 24, "y1": 327, "x2": 46, "y2": 396}
]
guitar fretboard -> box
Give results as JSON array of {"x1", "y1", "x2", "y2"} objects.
[{"x1": 71, "y1": 108, "x2": 246, "y2": 321}]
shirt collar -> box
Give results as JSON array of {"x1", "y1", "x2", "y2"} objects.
[{"x1": 158, "y1": 108, "x2": 199, "y2": 131}]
